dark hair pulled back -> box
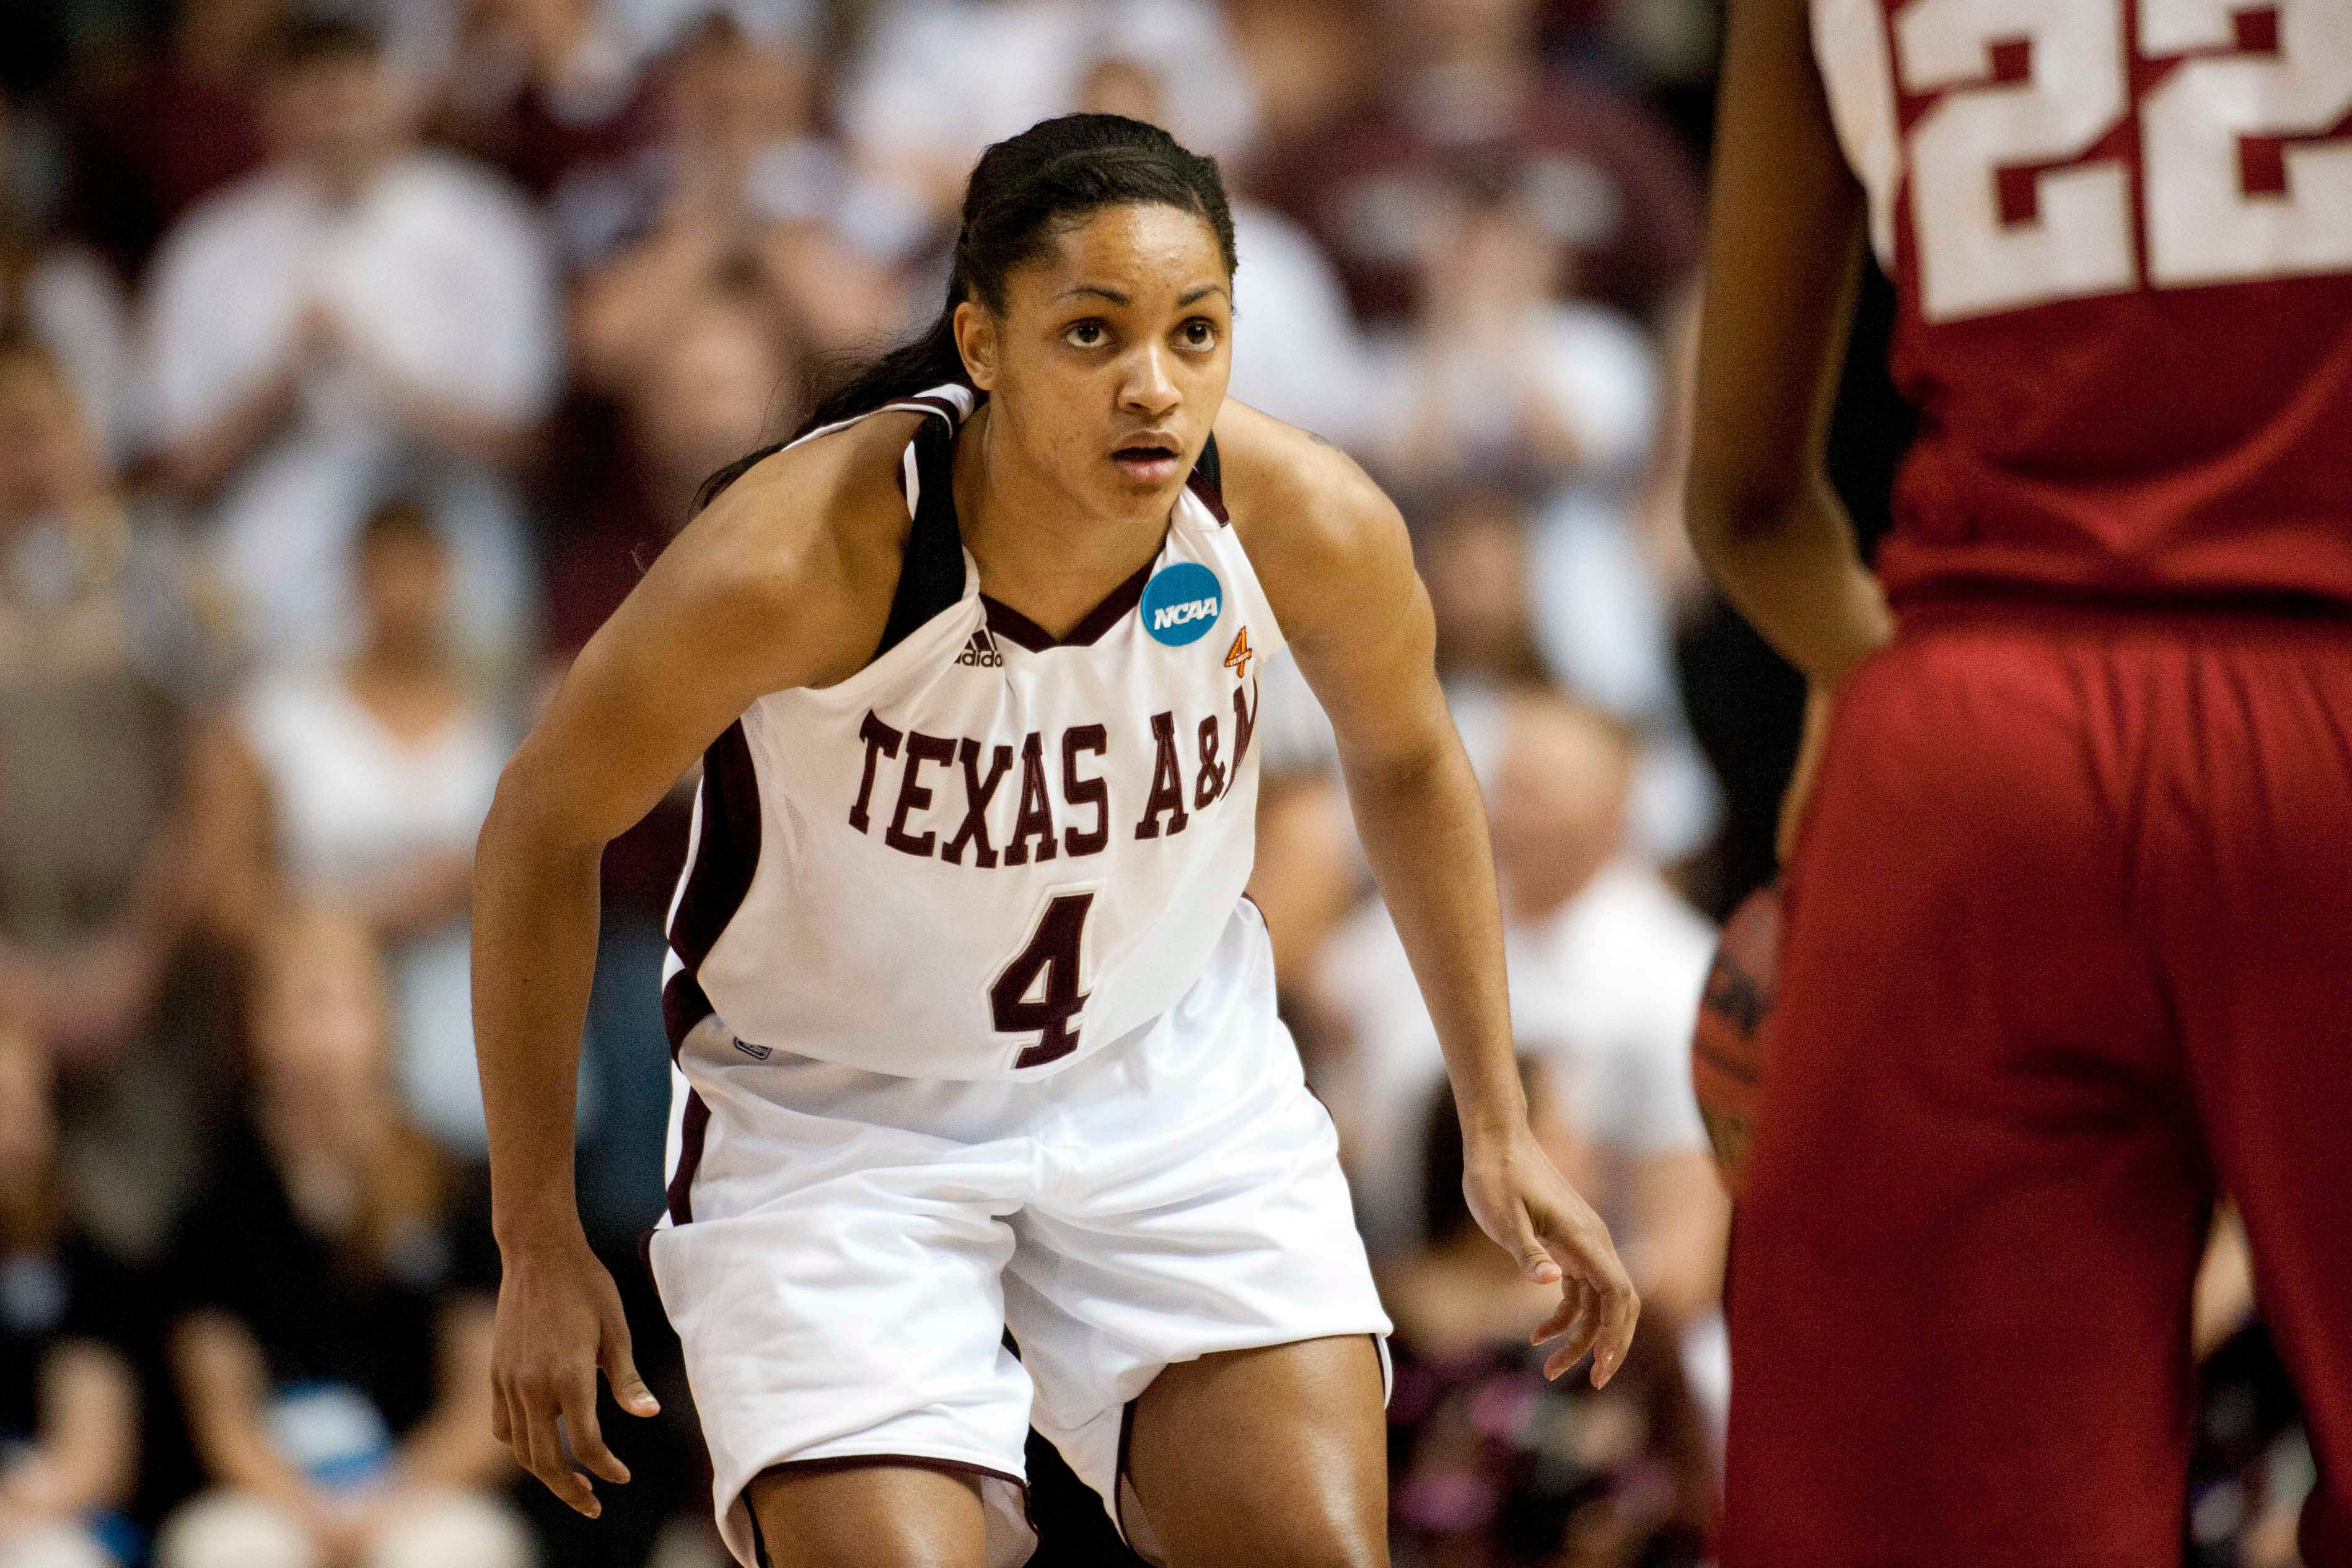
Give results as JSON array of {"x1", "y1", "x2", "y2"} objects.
[{"x1": 694, "y1": 113, "x2": 1235, "y2": 514}]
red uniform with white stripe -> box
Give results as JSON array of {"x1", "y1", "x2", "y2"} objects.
[
  {"x1": 1723, "y1": 5, "x2": 2352, "y2": 1566},
  {"x1": 1812, "y1": 0, "x2": 2352, "y2": 610}
]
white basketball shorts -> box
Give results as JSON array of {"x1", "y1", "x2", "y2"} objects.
[{"x1": 645, "y1": 900, "x2": 1392, "y2": 1568}]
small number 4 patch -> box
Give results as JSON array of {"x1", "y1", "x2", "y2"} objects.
[{"x1": 1223, "y1": 626, "x2": 1253, "y2": 682}]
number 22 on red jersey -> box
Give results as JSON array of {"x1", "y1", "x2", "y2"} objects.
[{"x1": 1814, "y1": 0, "x2": 2352, "y2": 322}]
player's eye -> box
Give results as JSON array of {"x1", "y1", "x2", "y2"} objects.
[
  {"x1": 1063, "y1": 320, "x2": 1109, "y2": 348},
  {"x1": 1177, "y1": 318, "x2": 1219, "y2": 349}
]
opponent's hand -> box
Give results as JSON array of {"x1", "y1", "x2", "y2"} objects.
[
  {"x1": 1463, "y1": 1124, "x2": 1641, "y2": 1385},
  {"x1": 489, "y1": 1232, "x2": 659, "y2": 1516}
]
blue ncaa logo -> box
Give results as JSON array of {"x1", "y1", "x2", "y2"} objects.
[{"x1": 1139, "y1": 562, "x2": 1222, "y2": 647}]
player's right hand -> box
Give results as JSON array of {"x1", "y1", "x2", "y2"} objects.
[{"x1": 489, "y1": 1231, "x2": 660, "y2": 1517}]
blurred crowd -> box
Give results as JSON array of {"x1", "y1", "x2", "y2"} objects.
[{"x1": 0, "y1": 1, "x2": 2310, "y2": 1566}]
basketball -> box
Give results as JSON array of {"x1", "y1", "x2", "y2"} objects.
[{"x1": 1692, "y1": 881, "x2": 1781, "y2": 1200}]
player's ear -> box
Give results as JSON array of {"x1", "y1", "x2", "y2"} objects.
[{"x1": 953, "y1": 301, "x2": 999, "y2": 392}]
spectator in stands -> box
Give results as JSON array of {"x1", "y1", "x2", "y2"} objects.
[
  {"x1": 1222, "y1": 0, "x2": 1372, "y2": 170},
  {"x1": 0, "y1": 332, "x2": 226, "y2": 1071},
  {"x1": 1312, "y1": 687, "x2": 1728, "y2": 1339},
  {"x1": 197, "y1": 499, "x2": 515, "y2": 1161},
  {"x1": 1255, "y1": 0, "x2": 1702, "y2": 326},
  {"x1": 1418, "y1": 480, "x2": 1719, "y2": 862},
  {"x1": 60, "y1": 0, "x2": 273, "y2": 279},
  {"x1": 838, "y1": 0, "x2": 1258, "y2": 223},
  {"x1": 0, "y1": 330, "x2": 246, "y2": 1265},
  {"x1": 1382, "y1": 1057, "x2": 1708, "y2": 1568},
  {"x1": 0, "y1": 1023, "x2": 143, "y2": 1568},
  {"x1": 568, "y1": 13, "x2": 915, "y2": 375},
  {"x1": 1367, "y1": 168, "x2": 1657, "y2": 490},
  {"x1": 156, "y1": 908, "x2": 526, "y2": 1568},
  {"x1": 141, "y1": 14, "x2": 559, "y2": 677},
  {"x1": 431, "y1": 0, "x2": 663, "y2": 203},
  {"x1": 1, "y1": 90, "x2": 136, "y2": 466}
]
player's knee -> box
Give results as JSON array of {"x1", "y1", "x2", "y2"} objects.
[
  {"x1": 747, "y1": 1464, "x2": 992, "y2": 1568},
  {"x1": 764, "y1": 1543, "x2": 984, "y2": 1568},
  {"x1": 1252, "y1": 1528, "x2": 1389, "y2": 1568},
  {"x1": 1213, "y1": 1499, "x2": 1389, "y2": 1568}
]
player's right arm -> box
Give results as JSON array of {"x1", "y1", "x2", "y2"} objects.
[
  {"x1": 471, "y1": 413, "x2": 915, "y2": 1517},
  {"x1": 1683, "y1": 0, "x2": 1893, "y2": 694}
]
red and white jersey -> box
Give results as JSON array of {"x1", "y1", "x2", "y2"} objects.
[
  {"x1": 1811, "y1": 0, "x2": 2352, "y2": 607},
  {"x1": 662, "y1": 387, "x2": 1281, "y2": 1081}
]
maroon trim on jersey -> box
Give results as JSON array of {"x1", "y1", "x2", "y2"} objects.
[
  {"x1": 1184, "y1": 466, "x2": 1229, "y2": 525},
  {"x1": 634, "y1": 1225, "x2": 675, "y2": 1337},
  {"x1": 1115, "y1": 1397, "x2": 1142, "y2": 1546},
  {"x1": 983, "y1": 558, "x2": 1154, "y2": 651},
  {"x1": 895, "y1": 392, "x2": 966, "y2": 425},
  {"x1": 761, "y1": 1453, "x2": 1029, "y2": 1492},
  {"x1": 670, "y1": 721, "x2": 762, "y2": 974},
  {"x1": 660, "y1": 971, "x2": 713, "y2": 1064},
  {"x1": 1116, "y1": 1397, "x2": 1137, "y2": 1526},
  {"x1": 665, "y1": 1088, "x2": 711, "y2": 1226}
]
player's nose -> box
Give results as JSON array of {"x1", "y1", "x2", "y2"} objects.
[{"x1": 1117, "y1": 341, "x2": 1180, "y2": 418}]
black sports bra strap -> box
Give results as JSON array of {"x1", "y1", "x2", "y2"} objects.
[{"x1": 871, "y1": 410, "x2": 967, "y2": 662}]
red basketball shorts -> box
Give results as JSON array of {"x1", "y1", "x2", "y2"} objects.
[{"x1": 1723, "y1": 600, "x2": 2352, "y2": 1568}]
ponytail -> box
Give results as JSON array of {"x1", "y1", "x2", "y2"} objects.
[{"x1": 694, "y1": 113, "x2": 1234, "y2": 516}]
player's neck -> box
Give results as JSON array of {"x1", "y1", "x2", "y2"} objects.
[{"x1": 952, "y1": 401, "x2": 1173, "y2": 633}]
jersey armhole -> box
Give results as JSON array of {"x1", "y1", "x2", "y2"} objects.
[
  {"x1": 1187, "y1": 433, "x2": 1229, "y2": 524},
  {"x1": 869, "y1": 412, "x2": 967, "y2": 662}
]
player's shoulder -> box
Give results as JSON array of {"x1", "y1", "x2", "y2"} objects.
[
  {"x1": 650, "y1": 409, "x2": 925, "y2": 680},
  {"x1": 689, "y1": 410, "x2": 917, "y2": 577},
  {"x1": 1210, "y1": 398, "x2": 1405, "y2": 574}
]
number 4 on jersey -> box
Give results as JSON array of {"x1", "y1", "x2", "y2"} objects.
[{"x1": 992, "y1": 891, "x2": 1094, "y2": 1068}]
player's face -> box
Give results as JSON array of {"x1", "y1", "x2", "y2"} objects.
[{"x1": 972, "y1": 202, "x2": 1233, "y2": 520}]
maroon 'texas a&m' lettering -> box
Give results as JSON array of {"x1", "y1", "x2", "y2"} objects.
[{"x1": 846, "y1": 682, "x2": 1257, "y2": 865}]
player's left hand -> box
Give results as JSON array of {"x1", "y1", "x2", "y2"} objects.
[{"x1": 1462, "y1": 1124, "x2": 1641, "y2": 1386}]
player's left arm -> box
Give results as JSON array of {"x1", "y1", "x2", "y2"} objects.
[
  {"x1": 1220, "y1": 403, "x2": 1638, "y2": 1385},
  {"x1": 1687, "y1": 0, "x2": 1903, "y2": 855},
  {"x1": 1683, "y1": 0, "x2": 1892, "y2": 693}
]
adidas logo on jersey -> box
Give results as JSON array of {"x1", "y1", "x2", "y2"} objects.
[
  {"x1": 955, "y1": 629, "x2": 1004, "y2": 668},
  {"x1": 1151, "y1": 596, "x2": 1218, "y2": 632}
]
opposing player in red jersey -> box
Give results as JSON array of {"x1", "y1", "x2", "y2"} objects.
[{"x1": 1687, "y1": 0, "x2": 2352, "y2": 1562}]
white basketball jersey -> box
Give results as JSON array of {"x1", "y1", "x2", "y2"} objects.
[{"x1": 662, "y1": 387, "x2": 1283, "y2": 1084}]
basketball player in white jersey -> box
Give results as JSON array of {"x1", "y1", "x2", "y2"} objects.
[{"x1": 472, "y1": 114, "x2": 1638, "y2": 1568}]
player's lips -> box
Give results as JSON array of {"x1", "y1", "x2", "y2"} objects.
[{"x1": 1111, "y1": 435, "x2": 1182, "y2": 484}]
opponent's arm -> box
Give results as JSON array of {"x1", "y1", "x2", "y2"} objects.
[
  {"x1": 473, "y1": 420, "x2": 906, "y2": 1515},
  {"x1": 1684, "y1": 0, "x2": 1892, "y2": 692},
  {"x1": 1223, "y1": 406, "x2": 1639, "y2": 1385}
]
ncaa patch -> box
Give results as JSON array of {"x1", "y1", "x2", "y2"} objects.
[{"x1": 1139, "y1": 561, "x2": 1222, "y2": 647}]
